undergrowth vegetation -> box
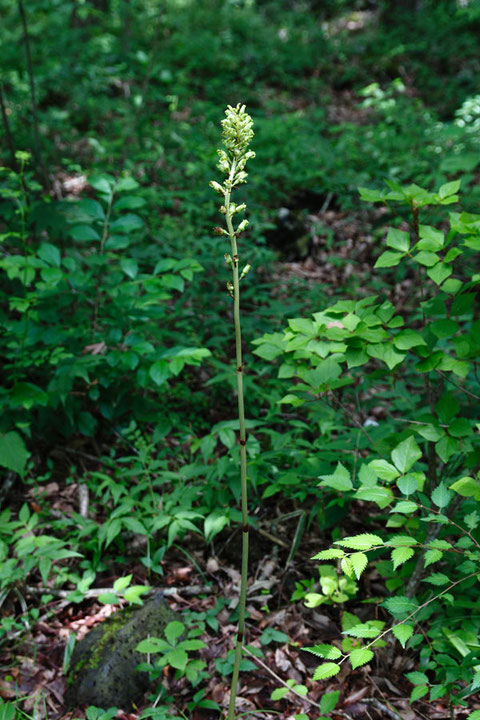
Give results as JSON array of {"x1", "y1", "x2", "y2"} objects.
[{"x1": 1, "y1": 1, "x2": 480, "y2": 719}]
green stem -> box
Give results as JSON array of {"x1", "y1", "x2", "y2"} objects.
[{"x1": 225, "y1": 161, "x2": 249, "y2": 720}]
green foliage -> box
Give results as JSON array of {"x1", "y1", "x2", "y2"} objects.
[{"x1": 257, "y1": 179, "x2": 480, "y2": 707}]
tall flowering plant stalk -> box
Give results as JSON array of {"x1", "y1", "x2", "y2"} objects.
[{"x1": 210, "y1": 104, "x2": 255, "y2": 720}]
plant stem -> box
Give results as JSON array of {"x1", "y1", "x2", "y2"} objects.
[
  {"x1": 17, "y1": 0, "x2": 48, "y2": 188},
  {"x1": 0, "y1": 84, "x2": 17, "y2": 169},
  {"x1": 225, "y1": 161, "x2": 249, "y2": 720}
]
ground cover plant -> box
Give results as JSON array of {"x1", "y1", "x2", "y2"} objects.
[{"x1": 1, "y1": 1, "x2": 480, "y2": 719}]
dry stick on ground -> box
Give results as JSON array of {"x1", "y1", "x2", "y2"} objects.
[{"x1": 25, "y1": 584, "x2": 211, "y2": 599}]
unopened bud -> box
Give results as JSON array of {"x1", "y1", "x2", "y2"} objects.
[
  {"x1": 227, "y1": 281, "x2": 234, "y2": 297},
  {"x1": 213, "y1": 226, "x2": 229, "y2": 236},
  {"x1": 224, "y1": 253, "x2": 233, "y2": 267},
  {"x1": 236, "y1": 219, "x2": 249, "y2": 233},
  {"x1": 209, "y1": 180, "x2": 225, "y2": 195},
  {"x1": 240, "y1": 263, "x2": 251, "y2": 280}
]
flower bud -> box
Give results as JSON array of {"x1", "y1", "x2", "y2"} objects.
[
  {"x1": 236, "y1": 219, "x2": 249, "y2": 233},
  {"x1": 213, "y1": 226, "x2": 229, "y2": 236},
  {"x1": 240, "y1": 264, "x2": 251, "y2": 280},
  {"x1": 209, "y1": 180, "x2": 225, "y2": 195}
]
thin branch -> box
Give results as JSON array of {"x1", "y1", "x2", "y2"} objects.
[
  {"x1": 0, "y1": 84, "x2": 17, "y2": 169},
  {"x1": 17, "y1": 0, "x2": 48, "y2": 187},
  {"x1": 436, "y1": 369, "x2": 480, "y2": 401}
]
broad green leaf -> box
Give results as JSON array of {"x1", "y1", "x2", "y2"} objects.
[
  {"x1": 374, "y1": 251, "x2": 404, "y2": 268},
  {"x1": 431, "y1": 482, "x2": 452, "y2": 508},
  {"x1": 354, "y1": 485, "x2": 394, "y2": 508},
  {"x1": 136, "y1": 636, "x2": 170, "y2": 653},
  {"x1": 335, "y1": 533, "x2": 383, "y2": 550},
  {"x1": 449, "y1": 476, "x2": 480, "y2": 500},
  {"x1": 422, "y1": 573, "x2": 449, "y2": 586},
  {"x1": 418, "y1": 224, "x2": 444, "y2": 249},
  {"x1": 116, "y1": 176, "x2": 140, "y2": 192},
  {"x1": 383, "y1": 596, "x2": 418, "y2": 618},
  {"x1": 397, "y1": 475, "x2": 418, "y2": 496},
  {"x1": 414, "y1": 250, "x2": 438, "y2": 267},
  {"x1": 386, "y1": 228, "x2": 410, "y2": 252},
  {"x1": 469, "y1": 710, "x2": 480, "y2": 719},
  {"x1": 343, "y1": 623, "x2": 382, "y2": 639},
  {"x1": 110, "y1": 213, "x2": 144, "y2": 233},
  {"x1": 428, "y1": 262, "x2": 452, "y2": 285},
  {"x1": 435, "y1": 436, "x2": 460, "y2": 463},
  {"x1": 320, "y1": 690, "x2": 340, "y2": 714},
  {"x1": 312, "y1": 662, "x2": 341, "y2": 681},
  {"x1": 392, "y1": 623, "x2": 414, "y2": 648},
  {"x1": 391, "y1": 436, "x2": 422, "y2": 474},
  {"x1": 392, "y1": 500, "x2": 418, "y2": 514},
  {"x1": 393, "y1": 330, "x2": 426, "y2": 350},
  {"x1": 424, "y1": 550, "x2": 443, "y2": 568},
  {"x1": 271, "y1": 687, "x2": 289, "y2": 700},
  {"x1": 311, "y1": 549, "x2": 345, "y2": 561},
  {"x1": 430, "y1": 318, "x2": 459, "y2": 339},
  {"x1": 204, "y1": 510, "x2": 229, "y2": 543},
  {"x1": 98, "y1": 592, "x2": 119, "y2": 604},
  {"x1": 165, "y1": 621, "x2": 185, "y2": 645},
  {"x1": 0, "y1": 431, "x2": 29, "y2": 477},
  {"x1": 368, "y1": 459, "x2": 400, "y2": 482},
  {"x1": 114, "y1": 195, "x2": 146, "y2": 210},
  {"x1": 391, "y1": 546, "x2": 415, "y2": 570},
  {"x1": 350, "y1": 647, "x2": 374, "y2": 670},
  {"x1": 406, "y1": 671, "x2": 429, "y2": 685},
  {"x1": 439, "y1": 179, "x2": 460, "y2": 199},
  {"x1": 385, "y1": 535, "x2": 418, "y2": 547},
  {"x1": 410, "y1": 686, "x2": 429, "y2": 703},
  {"x1": 69, "y1": 224, "x2": 101, "y2": 241},
  {"x1": 120, "y1": 258, "x2": 138, "y2": 279},
  {"x1": 38, "y1": 242, "x2": 61, "y2": 267},
  {"x1": 304, "y1": 644, "x2": 342, "y2": 660},
  {"x1": 123, "y1": 585, "x2": 150, "y2": 604},
  {"x1": 113, "y1": 574, "x2": 132, "y2": 592},
  {"x1": 358, "y1": 187, "x2": 386, "y2": 202},
  {"x1": 167, "y1": 647, "x2": 188, "y2": 671},
  {"x1": 318, "y1": 462, "x2": 352, "y2": 492},
  {"x1": 149, "y1": 360, "x2": 170, "y2": 386}
]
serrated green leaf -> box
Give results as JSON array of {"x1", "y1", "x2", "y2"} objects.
[
  {"x1": 311, "y1": 549, "x2": 345, "y2": 561},
  {"x1": 350, "y1": 647, "x2": 374, "y2": 670},
  {"x1": 320, "y1": 690, "x2": 340, "y2": 714},
  {"x1": 120, "y1": 257, "x2": 138, "y2": 279},
  {"x1": 383, "y1": 596, "x2": 419, "y2": 618},
  {"x1": 312, "y1": 662, "x2": 341, "y2": 681},
  {"x1": 391, "y1": 500, "x2": 418, "y2": 514},
  {"x1": 318, "y1": 462, "x2": 352, "y2": 491},
  {"x1": 354, "y1": 485, "x2": 394, "y2": 508},
  {"x1": 368, "y1": 459, "x2": 400, "y2": 482},
  {"x1": 397, "y1": 475, "x2": 418, "y2": 496},
  {"x1": 167, "y1": 647, "x2": 188, "y2": 670},
  {"x1": 422, "y1": 573, "x2": 449, "y2": 586},
  {"x1": 391, "y1": 436, "x2": 422, "y2": 474},
  {"x1": 335, "y1": 533, "x2": 383, "y2": 550},
  {"x1": 386, "y1": 535, "x2": 418, "y2": 547},
  {"x1": 304, "y1": 644, "x2": 342, "y2": 660},
  {"x1": 271, "y1": 687, "x2": 290, "y2": 700},
  {"x1": 424, "y1": 549, "x2": 443, "y2": 568},
  {"x1": 431, "y1": 482, "x2": 452, "y2": 508},
  {"x1": 350, "y1": 552, "x2": 368, "y2": 580},
  {"x1": 406, "y1": 671, "x2": 429, "y2": 685},
  {"x1": 392, "y1": 623, "x2": 414, "y2": 648},
  {"x1": 410, "y1": 685, "x2": 429, "y2": 703},
  {"x1": 343, "y1": 623, "x2": 382, "y2": 639},
  {"x1": 391, "y1": 546, "x2": 415, "y2": 570}
]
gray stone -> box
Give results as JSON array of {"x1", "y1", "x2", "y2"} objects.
[{"x1": 66, "y1": 591, "x2": 179, "y2": 710}]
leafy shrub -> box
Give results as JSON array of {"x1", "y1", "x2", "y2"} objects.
[
  {"x1": 256, "y1": 179, "x2": 480, "y2": 709},
  {"x1": 0, "y1": 155, "x2": 210, "y2": 460}
]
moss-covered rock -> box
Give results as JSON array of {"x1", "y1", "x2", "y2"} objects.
[{"x1": 66, "y1": 591, "x2": 179, "y2": 710}]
